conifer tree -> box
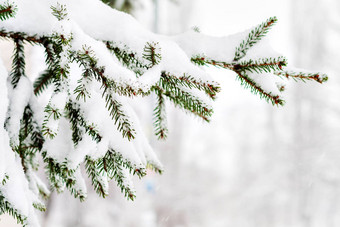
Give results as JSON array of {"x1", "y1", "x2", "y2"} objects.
[{"x1": 0, "y1": 0, "x2": 327, "y2": 226}]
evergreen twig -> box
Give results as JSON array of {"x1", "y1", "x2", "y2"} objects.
[
  {"x1": 10, "y1": 38, "x2": 25, "y2": 88},
  {"x1": 235, "y1": 71, "x2": 284, "y2": 105},
  {"x1": 85, "y1": 157, "x2": 109, "y2": 198},
  {"x1": 143, "y1": 42, "x2": 161, "y2": 67},
  {"x1": 153, "y1": 88, "x2": 168, "y2": 140},
  {"x1": 0, "y1": 194, "x2": 27, "y2": 226},
  {"x1": 106, "y1": 41, "x2": 147, "y2": 75},
  {"x1": 0, "y1": 2, "x2": 17, "y2": 21},
  {"x1": 275, "y1": 71, "x2": 328, "y2": 83},
  {"x1": 234, "y1": 16, "x2": 277, "y2": 61},
  {"x1": 159, "y1": 73, "x2": 213, "y2": 121}
]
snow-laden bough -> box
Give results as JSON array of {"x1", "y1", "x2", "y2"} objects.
[{"x1": 0, "y1": 0, "x2": 327, "y2": 226}]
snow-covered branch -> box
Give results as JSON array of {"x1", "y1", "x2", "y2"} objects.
[{"x1": 0, "y1": 0, "x2": 327, "y2": 226}]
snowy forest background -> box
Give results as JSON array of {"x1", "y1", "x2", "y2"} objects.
[{"x1": 1, "y1": 0, "x2": 340, "y2": 226}]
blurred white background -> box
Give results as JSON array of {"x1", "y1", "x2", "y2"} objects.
[{"x1": 2, "y1": 0, "x2": 340, "y2": 226}]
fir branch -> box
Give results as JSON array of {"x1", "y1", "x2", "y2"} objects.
[
  {"x1": 33, "y1": 70, "x2": 54, "y2": 95},
  {"x1": 36, "y1": 180, "x2": 50, "y2": 200},
  {"x1": 65, "y1": 174, "x2": 87, "y2": 202},
  {"x1": 32, "y1": 202, "x2": 46, "y2": 212},
  {"x1": 71, "y1": 48, "x2": 140, "y2": 140},
  {"x1": 43, "y1": 151, "x2": 86, "y2": 201},
  {"x1": 44, "y1": 104, "x2": 62, "y2": 121},
  {"x1": 10, "y1": 38, "x2": 25, "y2": 88},
  {"x1": 49, "y1": 39, "x2": 70, "y2": 90},
  {"x1": 193, "y1": 56, "x2": 287, "y2": 74},
  {"x1": 0, "y1": 29, "x2": 45, "y2": 45},
  {"x1": 42, "y1": 104, "x2": 62, "y2": 139},
  {"x1": 64, "y1": 102, "x2": 84, "y2": 145},
  {"x1": 101, "y1": 152, "x2": 136, "y2": 200},
  {"x1": 12, "y1": 105, "x2": 44, "y2": 175},
  {"x1": 234, "y1": 16, "x2": 277, "y2": 61},
  {"x1": 192, "y1": 57, "x2": 287, "y2": 105},
  {"x1": 235, "y1": 71, "x2": 284, "y2": 106},
  {"x1": 153, "y1": 88, "x2": 168, "y2": 140},
  {"x1": 236, "y1": 56, "x2": 287, "y2": 74},
  {"x1": 41, "y1": 38, "x2": 57, "y2": 64},
  {"x1": 21, "y1": 105, "x2": 44, "y2": 150},
  {"x1": 85, "y1": 157, "x2": 109, "y2": 198},
  {"x1": 74, "y1": 80, "x2": 89, "y2": 102},
  {"x1": 20, "y1": 105, "x2": 44, "y2": 153},
  {"x1": 34, "y1": 38, "x2": 60, "y2": 95},
  {"x1": 104, "y1": 92, "x2": 136, "y2": 140},
  {"x1": 44, "y1": 155, "x2": 86, "y2": 201},
  {"x1": 84, "y1": 122, "x2": 102, "y2": 142},
  {"x1": 163, "y1": 88, "x2": 212, "y2": 121},
  {"x1": 34, "y1": 35, "x2": 69, "y2": 97},
  {"x1": 275, "y1": 71, "x2": 328, "y2": 83},
  {"x1": 143, "y1": 42, "x2": 161, "y2": 67},
  {"x1": 1, "y1": 174, "x2": 9, "y2": 186},
  {"x1": 191, "y1": 56, "x2": 233, "y2": 69},
  {"x1": 74, "y1": 75, "x2": 91, "y2": 102},
  {"x1": 106, "y1": 41, "x2": 148, "y2": 75},
  {"x1": 51, "y1": 3, "x2": 68, "y2": 21},
  {"x1": 43, "y1": 156, "x2": 67, "y2": 193},
  {"x1": 159, "y1": 74, "x2": 213, "y2": 121},
  {"x1": 0, "y1": 194, "x2": 27, "y2": 226},
  {"x1": 107, "y1": 149, "x2": 146, "y2": 179},
  {"x1": 160, "y1": 72, "x2": 220, "y2": 100},
  {"x1": 178, "y1": 75, "x2": 220, "y2": 100},
  {"x1": 25, "y1": 170, "x2": 50, "y2": 202},
  {"x1": 64, "y1": 103, "x2": 148, "y2": 183},
  {"x1": 146, "y1": 162, "x2": 163, "y2": 174},
  {"x1": 70, "y1": 48, "x2": 148, "y2": 97},
  {"x1": 65, "y1": 101, "x2": 102, "y2": 143},
  {"x1": 62, "y1": 102, "x2": 147, "y2": 184},
  {"x1": 57, "y1": 103, "x2": 88, "y2": 201},
  {"x1": 0, "y1": 2, "x2": 17, "y2": 21}
]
